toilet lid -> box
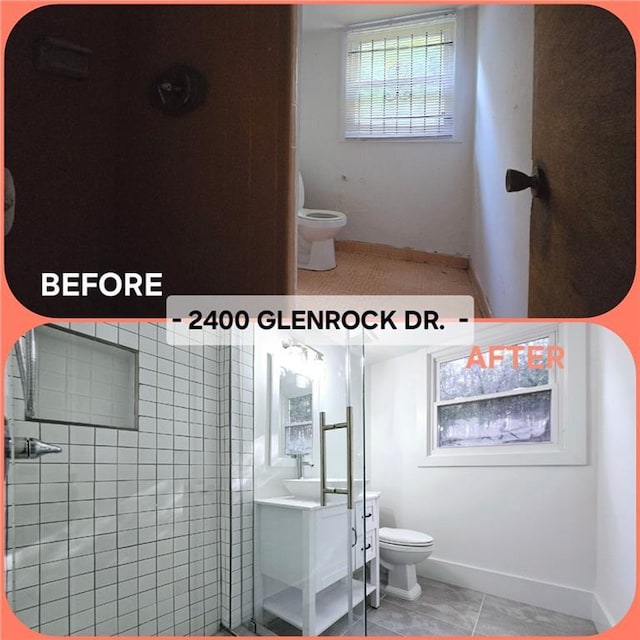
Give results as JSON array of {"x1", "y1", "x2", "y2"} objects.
[{"x1": 379, "y1": 527, "x2": 433, "y2": 547}]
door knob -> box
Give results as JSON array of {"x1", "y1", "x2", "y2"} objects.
[{"x1": 505, "y1": 165, "x2": 549, "y2": 200}]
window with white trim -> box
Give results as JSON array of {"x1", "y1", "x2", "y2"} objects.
[
  {"x1": 437, "y1": 336, "x2": 554, "y2": 449},
  {"x1": 345, "y1": 11, "x2": 456, "y2": 139},
  {"x1": 421, "y1": 324, "x2": 587, "y2": 467}
]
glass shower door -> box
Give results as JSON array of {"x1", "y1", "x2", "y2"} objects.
[{"x1": 248, "y1": 330, "x2": 370, "y2": 636}]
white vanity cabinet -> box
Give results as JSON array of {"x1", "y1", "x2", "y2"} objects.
[{"x1": 255, "y1": 493, "x2": 380, "y2": 635}]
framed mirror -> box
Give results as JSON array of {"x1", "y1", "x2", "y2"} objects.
[{"x1": 268, "y1": 352, "x2": 318, "y2": 467}]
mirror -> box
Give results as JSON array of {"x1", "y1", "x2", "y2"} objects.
[
  {"x1": 268, "y1": 349, "x2": 319, "y2": 467},
  {"x1": 281, "y1": 369, "x2": 313, "y2": 456}
]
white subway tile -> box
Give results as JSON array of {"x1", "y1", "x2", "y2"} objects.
[
  {"x1": 67, "y1": 482, "x2": 92, "y2": 502},
  {"x1": 91, "y1": 538, "x2": 113, "y2": 560},
  {"x1": 95, "y1": 583, "x2": 117, "y2": 604},
  {"x1": 95, "y1": 550, "x2": 117, "y2": 571},
  {"x1": 138, "y1": 400, "x2": 157, "y2": 417},
  {"x1": 117, "y1": 447, "x2": 138, "y2": 465},
  {"x1": 9, "y1": 483, "x2": 37, "y2": 506},
  {"x1": 69, "y1": 463, "x2": 95, "y2": 483},
  {"x1": 41, "y1": 559, "x2": 69, "y2": 584},
  {"x1": 138, "y1": 558, "x2": 156, "y2": 578},
  {"x1": 139, "y1": 352, "x2": 157, "y2": 371},
  {"x1": 118, "y1": 330, "x2": 138, "y2": 350},
  {"x1": 40, "y1": 464, "x2": 68, "y2": 484},
  {"x1": 118, "y1": 430, "x2": 138, "y2": 448},
  {"x1": 40, "y1": 502, "x2": 68, "y2": 524},
  {"x1": 117, "y1": 610, "x2": 138, "y2": 632},
  {"x1": 95, "y1": 567, "x2": 117, "y2": 589},
  {"x1": 95, "y1": 600, "x2": 117, "y2": 623},
  {"x1": 70, "y1": 589, "x2": 94, "y2": 614},
  {"x1": 40, "y1": 616, "x2": 69, "y2": 635},
  {"x1": 95, "y1": 446, "x2": 117, "y2": 464},
  {"x1": 69, "y1": 517, "x2": 95, "y2": 540},
  {"x1": 69, "y1": 425, "x2": 94, "y2": 445},
  {"x1": 70, "y1": 607, "x2": 95, "y2": 633},
  {"x1": 138, "y1": 465, "x2": 156, "y2": 481},
  {"x1": 118, "y1": 580, "x2": 138, "y2": 602},
  {"x1": 69, "y1": 554, "x2": 94, "y2": 576},
  {"x1": 92, "y1": 464, "x2": 116, "y2": 481},
  {"x1": 69, "y1": 500, "x2": 93, "y2": 520},
  {"x1": 94, "y1": 481, "x2": 117, "y2": 499},
  {"x1": 95, "y1": 617, "x2": 118, "y2": 635},
  {"x1": 117, "y1": 464, "x2": 137, "y2": 481}
]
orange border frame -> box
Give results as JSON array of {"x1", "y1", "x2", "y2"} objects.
[{"x1": 0, "y1": 1, "x2": 639, "y2": 639}]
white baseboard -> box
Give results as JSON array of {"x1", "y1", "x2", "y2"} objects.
[
  {"x1": 591, "y1": 593, "x2": 615, "y2": 633},
  {"x1": 468, "y1": 261, "x2": 493, "y2": 318},
  {"x1": 419, "y1": 557, "x2": 594, "y2": 620}
]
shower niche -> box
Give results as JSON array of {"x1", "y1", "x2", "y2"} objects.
[{"x1": 17, "y1": 325, "x2": 137, "y2": 429}]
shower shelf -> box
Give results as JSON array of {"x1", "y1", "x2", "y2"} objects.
[{"x1": 262, "y1": 579, "x2": 375, "y2": 634}]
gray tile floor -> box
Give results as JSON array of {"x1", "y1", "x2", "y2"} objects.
[
  {"x1": 261, "y1": 576, "x2": 598, "y2": 636},
  {"x1": 365, "y1": 577, "x2": 598, "y2": 637}
]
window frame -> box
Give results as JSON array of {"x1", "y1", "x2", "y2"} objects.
[
  {"x1": 419, "y1": 323, "x2": 587, "y2": 467},
  {"x1": 342, "y1": 10, "x2": 458, "y2": 141}
]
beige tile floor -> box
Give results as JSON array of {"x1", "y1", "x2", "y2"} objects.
[{"x1": 297, "y1": 250, "x2": 483, "y2": 313}]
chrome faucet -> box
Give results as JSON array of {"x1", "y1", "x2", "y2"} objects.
[{"x1": 295, "y1": 454, "x2": 314, "y2": 479}]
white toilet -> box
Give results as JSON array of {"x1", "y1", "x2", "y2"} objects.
[
  {"x1": 297, "y1": 173, "x2": 347, "y2": 271},
  {"x1": 379, "y1": 527, "x2": 434, "y2": 601}
]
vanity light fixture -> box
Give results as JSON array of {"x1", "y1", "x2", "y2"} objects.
[{"x1": 281, "y1": 338, "x2": 324, "y2": 362}]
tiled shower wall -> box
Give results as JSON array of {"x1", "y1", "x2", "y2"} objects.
[{"x1": 4, "y1": 321, "x2": 254, "y2": 636}]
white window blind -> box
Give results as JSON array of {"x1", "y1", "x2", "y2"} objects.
[{"x1": 345, "y1": 12, "x2": 456, "y2": 139}]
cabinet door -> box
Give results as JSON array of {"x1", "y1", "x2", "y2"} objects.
[{"x1": 315, "y1": 505, "x2": 349, "y2": 590}]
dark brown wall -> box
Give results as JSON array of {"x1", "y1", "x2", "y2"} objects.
[
  {"x1": 5, "y1": 5, "x2": 295, "y2": 317},
  {"x1": 4, "y1": 6, "x2": 121, "y2": 305}
]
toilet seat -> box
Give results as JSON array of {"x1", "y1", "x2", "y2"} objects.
[
  {"x1": 379, "y1": 527, "x2": 434, "y2": 548},
  {"x1": 298, "y1": 208, "x2": 347, "y2": 227}
]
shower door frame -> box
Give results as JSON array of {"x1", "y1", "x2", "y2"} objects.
[{"x1": 241, "y1": 333, "x2": 370, "y2": 637}]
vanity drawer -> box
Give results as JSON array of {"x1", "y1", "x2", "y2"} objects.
[
  {"x1": 354, "y1": 531, "x2": 376, "y2": 567},
  {"x1": 363, "y1": 500, "x2": 378, "y2": 530},
  {"x1": 359, "y1": 532, "x2": 376, "y2": 563}
]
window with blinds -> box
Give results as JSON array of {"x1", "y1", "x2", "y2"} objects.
[{"x1": 345, "y1": 12, "x2": 456, "y2": 139}]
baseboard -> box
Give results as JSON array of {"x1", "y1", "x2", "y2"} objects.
[
  {"x1": 591, "y1": 592, "x2": 615, "y2": 633},
  {"x1": 335, "y1": 240, "x2": 469, "y2": 270},
  {"x1": 420, "y1": 557, "x2": 594, "y2": 620},
  {"x1": 468, "y1": 261, "x2": 492, "y2": 318}
]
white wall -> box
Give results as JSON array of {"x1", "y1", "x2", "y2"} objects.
[
  {"x1": 591, "y1": 326, "x2": 636, "y2": 630},
  {"x1": 298, "y1": 8, "x2": 477, "y2": 257},
  {"x1": 367, "y1": 325, "x2": 605, "y2": 618},
  {"x1": 470, "y1": 5, "x2": 534, "y2": 317}
]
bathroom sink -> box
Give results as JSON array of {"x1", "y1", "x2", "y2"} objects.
[{"x1": 283, "y1": 478, "x2": 368, "y2": 501}]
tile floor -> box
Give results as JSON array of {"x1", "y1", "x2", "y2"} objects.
[
  {"x1": 297, "y1": 250, "x2": 479, "y2": 299},
  {"x1": 367, "y1": 577, "x2": 597, "y2": 637},
  {"x1": 263, "y1": 577, "x2": 598, "y2": 637}
]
